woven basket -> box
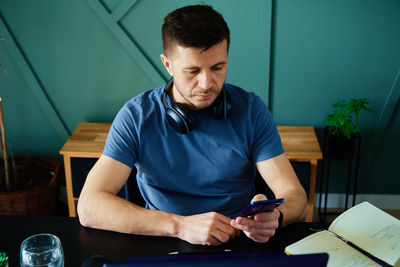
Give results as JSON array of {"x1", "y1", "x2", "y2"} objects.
[{"x1": 0, "y1": 155, "x2": 61, "y2": 215}]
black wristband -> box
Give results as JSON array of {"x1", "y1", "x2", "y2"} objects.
[{"x1": 277, "y1": 208, "x2": 284, "y2": 228}]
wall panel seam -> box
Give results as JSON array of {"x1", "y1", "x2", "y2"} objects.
[
  {"x1": 362, "y1": 68, "x2": 400, "y2": 181},
  {"x1": 111, "y1": 0, "x2": 138, "y2": 22},
  {"x1": 86, "y1": 0, "x2": 166, "y2": 86}
]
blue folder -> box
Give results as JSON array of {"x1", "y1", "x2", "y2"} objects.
[{"x1": 104, "y1": 252, "x2": 328, "y2": 266}]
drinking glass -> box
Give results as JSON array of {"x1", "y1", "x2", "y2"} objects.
[{"x1": 20, "y1": 233, "x2": 64, "y2": 267}]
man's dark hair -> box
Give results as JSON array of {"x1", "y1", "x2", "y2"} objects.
[{"x1": 162, "y1": 4, "x2": 230, "y2": 55}]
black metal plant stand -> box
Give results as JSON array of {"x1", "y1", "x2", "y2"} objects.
[{"x1": 318, "y1": 126, "x2": 361, "y2": 223}]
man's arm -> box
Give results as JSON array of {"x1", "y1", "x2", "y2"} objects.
[
  {"x1": 231, "y1": 153, "x2": 307, "y2": 242},
  {"x1": 77, "y1": 155, "x2": 238, "y2": 245},
  {"x1": 257, "y1": 153, "x2": 308, "y2": 226}
]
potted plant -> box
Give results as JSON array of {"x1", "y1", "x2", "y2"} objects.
[
  {"x1": 0, "y1": 38, "x2": 61, "y2": 215},
  {"x1": 0, "y1": 251, "x2": 8, "y2": 267},
  {"x1": 322, "y1": 98, "x2": 371, "y2": 160}
]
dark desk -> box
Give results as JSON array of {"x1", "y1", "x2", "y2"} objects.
[{"x1": 0, "y1": 215, "x2": 327, "y2": 266}]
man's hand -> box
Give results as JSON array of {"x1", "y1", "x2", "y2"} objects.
[
  {"x1": 230, "y1": 194, "x2": 280, "y2": 243},
  {"x1": 178, "y1": 212, "x2": 240, "y2": 246}
]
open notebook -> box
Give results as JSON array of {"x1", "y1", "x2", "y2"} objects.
[{"x1": 286, "y1": 202, "x2": 400, "y2": 267}]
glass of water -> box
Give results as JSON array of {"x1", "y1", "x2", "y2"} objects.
[{"x1": 20, "y1": 233, "x2": 64, "y2": 267}]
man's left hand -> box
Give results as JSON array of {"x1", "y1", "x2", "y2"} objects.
[{"x1": 230, "y1": 194, "x2": 280, "y2": 243}]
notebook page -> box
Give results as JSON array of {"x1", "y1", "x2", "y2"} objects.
[
  {"x1": 285, "y1": 231, "x2": 378, "y2": 267},
  {"x1": 328, "y1": 202, "x2": 400, "y2": 266}
]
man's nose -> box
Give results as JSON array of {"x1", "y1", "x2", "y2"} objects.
[{"x1": 197, "y1": 71, "x2": 212, "y2": 90}]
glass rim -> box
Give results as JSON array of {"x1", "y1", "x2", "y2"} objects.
[{"x1": 20, "y1": 233, "x2": 62, "y2": 254}]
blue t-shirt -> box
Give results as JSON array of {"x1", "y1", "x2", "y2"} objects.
[{"x1": 103, "y1": 83, "x2": 284, "y2": 218}]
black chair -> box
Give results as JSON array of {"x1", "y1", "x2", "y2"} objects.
[{"x1": 70, "y1": 158, "x2": 143, "y2": 205}]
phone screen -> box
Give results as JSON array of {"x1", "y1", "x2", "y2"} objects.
[{"x1": 235, "y1": 198, "x2": 284, "y2": 218}]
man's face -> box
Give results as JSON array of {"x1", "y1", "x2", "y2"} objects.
[{"x1": 161, "y1": 40, "x2": 228, "y2": 110}]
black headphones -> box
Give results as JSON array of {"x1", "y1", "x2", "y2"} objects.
[{"x1": 162, "y1": 79, "x2": 231, "y2": 134}]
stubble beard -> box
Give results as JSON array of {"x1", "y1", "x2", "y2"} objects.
[{"x1": 174, "y1": 84, "x2": 220, "y2": 110}]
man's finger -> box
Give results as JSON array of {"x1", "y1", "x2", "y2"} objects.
[
  {"x1": 243, "y1": 230, "x2": 272, "y2": 243},
  {"x1": 251, "y1": 194, "x2": 267, "y2": 202},
  {"x1": 231, "y1": 219, "x2": 266, "y2": 232},
  {"x1": 206, "y1": 235, "x2": 223, "y2": 246}
]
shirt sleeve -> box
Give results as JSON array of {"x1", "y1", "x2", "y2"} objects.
[
  {"x1": 251, "y1": 96, "x2": 284, "y2": 162},
  {"x1": 102, "y1": 102, "x2": 139, "y2": 168}
]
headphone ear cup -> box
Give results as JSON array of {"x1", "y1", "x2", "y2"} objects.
[
  {"x1": 174, "y1": 103, "x2": 196, "y2": 129},
  {"x1": 166, "y1": 103, "x2": 195, "y2": 134}
]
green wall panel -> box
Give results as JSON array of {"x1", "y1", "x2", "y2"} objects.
[
  {"x1": 0, "y1": 44, "x2": 62, "y2": 159},
  {"x1": 0, "y1": 0, "x2": 398, "y2": 195},
  {"x1": 272, "y1": 0, "x2": 400, "y2": 126},
  {"x1": 271, "y1": 0, "x2": 400, "y2": 194},
  {"x1": 100, "y1": 0, "x2": 123, "y2": 13},
  {"x1": 369, "y1": 102, "x2": 399, "y2": 193}
]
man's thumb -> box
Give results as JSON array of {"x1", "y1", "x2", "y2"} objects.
[{"x1": 251, "y1": 194, "x2": 267, "y2": 202}]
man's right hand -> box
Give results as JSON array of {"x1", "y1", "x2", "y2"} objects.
[{"x1": 177, "y1": 212, "x2": 240, "y2": 245}]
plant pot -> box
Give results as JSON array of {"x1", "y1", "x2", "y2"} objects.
[
  {"x1": 328, "y1": 132, "x2": 356, "y2": 161},
  {"x1": 0, "y1": 155, "x2": 61, "y2": 215}
]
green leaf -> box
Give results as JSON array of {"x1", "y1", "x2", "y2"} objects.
[
  {"x1": 0, "y1": 252, "x2": 8, "y2": 266},
  {"x1": 322, "y1": 97, "x2": 371, "y2": 137}
]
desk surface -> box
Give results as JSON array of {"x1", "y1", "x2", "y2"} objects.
[
  {"x1": 277, "y1": 126, "x2": 322, "y2": 161},
  {"x1": 60, "y1": 123, "x2": 322, "y2": 161},
  {"x1": 0, "y1": 215, "x2": 326, "y2": 266},
  {"x1": 59, "y1": 122, "x2": 110, "y2": 158}
]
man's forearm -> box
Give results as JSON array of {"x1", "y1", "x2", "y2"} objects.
[
  {"x1": 256, "y1": 154, "x2": 308, "y2": 227},
  {"x1": 78, "y1": 191, "x2": 239, "y2": 245},
  {"x1": 276, "y1": 190, "x2": 307, "y2": 227},
  {"x1": 77, "y1": 192, "x2": 180, "y2": 237}
]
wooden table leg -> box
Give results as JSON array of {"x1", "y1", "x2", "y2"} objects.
[
  {"x1": 63, "y1": 156, "x2": 76, "y2": 217},
  {"x1": 306, "y1": 159, "x2": 318, "y2": 222}
]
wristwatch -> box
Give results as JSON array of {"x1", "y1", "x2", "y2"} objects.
[{"x1": 277, "y1": 208, "x2": 284, "y2": 228}]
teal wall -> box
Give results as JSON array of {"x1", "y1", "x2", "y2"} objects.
[
  {"x1": 271, "y1": 1, "x2": 400, "y2": 195},
  {"x1": 0, "y1": 0, "x2": 399, "y2": 195}
]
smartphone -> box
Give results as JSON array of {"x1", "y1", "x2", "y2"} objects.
[{"x1": 235, "y1": 198, "x2": 284, "y2": 218}]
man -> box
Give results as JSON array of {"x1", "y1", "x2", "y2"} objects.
[{"x1": 78, "y1": 4, "x2": 307, "y2": 246}]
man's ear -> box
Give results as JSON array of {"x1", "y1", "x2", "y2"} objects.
[{"x1": 160, "y1": 54, "x2": 173, "y2": 76}]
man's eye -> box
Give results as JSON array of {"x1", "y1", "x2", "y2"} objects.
[
  {"x1": 212, "y1": 67, "x2": 222, "y2": 71},
  {"x1": 187, "y1": 70, "x2": 199, "y2": 75}
]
